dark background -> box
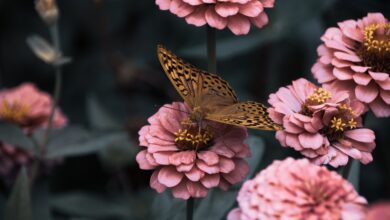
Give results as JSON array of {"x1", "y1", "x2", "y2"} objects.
[{"x1": 0, "y1": 0, "x2": 389, "y2": 219}]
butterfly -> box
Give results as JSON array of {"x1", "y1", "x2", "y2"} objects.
[{"x1": 157, "y1": 45, "x2": 282, "y2": 131}]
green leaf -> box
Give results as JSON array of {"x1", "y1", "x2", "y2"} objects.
[
  {"x1": 348, "y1": 160, "x2": 360, "y2": 191},
  {"x1": 5, "y1": 167, "x2": 32, "y2": 220},
  {"x1": 245, "y1": 136, "x2": 266, "y2": 179},
  {"x1": 50, "y1": 192, "x2": 133, "y2": 219},
  {"x1": 32, "y1": 181, "x2": 51, "y2": 220},
  {"x1": 0, "y1": 122, "x2": 35, "y2": 151},
  {"x1": 151, "y1": 192, "x2": 185, "y2": 220},
  {"x1": 86, "y1": 94, "x2": 121, "y2": 130},
  {"x1": 42, "y1": 126, "x2": 130, "y2": 159},
  {"x1": 98, "y1": 139, "x2": 138, "y2": 168}
]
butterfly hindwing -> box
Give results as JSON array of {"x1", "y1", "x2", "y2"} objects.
[{"x1": 206, "y1": 101, "x2": 282, "y2": 131}]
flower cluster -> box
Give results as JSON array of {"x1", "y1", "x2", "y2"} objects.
[
  {"x1": 0, "y1": 83, "x2": 67, "y2": 181},
  {"x1": 312, "y1": 13, "x2": 390, "y2": 117},
  {"x1": 228, "y1": 158, "x2": 367, "y2": 220},
  {"x1": 155, "y1": 0, "x2": 274, "y2": 35},
  {"x1": 136, "y1": 102, "x2": 250, "y2": 199},
  {"x1": 268, "y1": 78, "x2": 375, "y2": 167}
]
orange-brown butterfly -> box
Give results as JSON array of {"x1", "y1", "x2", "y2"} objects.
[{"x1": 157, "y1": 45, "x2": 282, "y2": 131}]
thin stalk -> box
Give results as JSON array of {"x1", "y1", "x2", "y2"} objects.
[
  {"x1": 30, "y1": 23, "x2": 63, "y2": 186},
  {"x1": 186, "y1": 198, "x2": 194, "y2": 220},
  {"x1": 342, "y1": 159, "x2": 353, "y2": 179},
  {"x1": 207, "y1": 26, "x2": 217, "y2": 73},
  {"x1": 41, "y1": 24, "x2": 62, "y2": 151}
]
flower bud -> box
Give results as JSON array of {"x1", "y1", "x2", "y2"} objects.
[{"x1": 35, "y1": 0, "x2": 59, "y2": 25}]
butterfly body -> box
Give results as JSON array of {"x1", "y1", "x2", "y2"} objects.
[{"x1": 157, "y1": 45, "x2": 282, "y2": 131}]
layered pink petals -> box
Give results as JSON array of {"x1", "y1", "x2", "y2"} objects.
[
  {"x1": 0, "y1": 83, "x2": 68, "y2": 182},
  {"x1": 136, "y1": 102, "x2": 250, "y2": 199},
  {"x1": 365, "y1": 202, "x2": 390, "y2": 220},
  {"x1": 155, "y1": 0, "x2": 274, "y2": 35},
  {"x1": 311, "y1": 13, "x2": 390, "y2": 117},
  {"x1": 268, "y1": 78, "x2": 376, "y2": 167},
  {"x1": 0, "y1": 83, "x2": 67, "y2": 131},
  {"x1": 228, "y1": 158, "x2": 367, "y2": 220}
]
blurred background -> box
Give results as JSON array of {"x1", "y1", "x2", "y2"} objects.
[{"x1": 0, "y1": 0, "x2": 389, "y2": 219}]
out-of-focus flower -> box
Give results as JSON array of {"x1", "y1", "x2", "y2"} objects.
[
  {"x1": 35, "y1": 0, "x2": 59, "y2": 25},
  {"x1": 0, "y1": 82, "x2": 67, "y2": 131},
  {"x1": 27, "y1": 35, "x2": 71, "y2": 66},
  {"x1": 0, "y1": 83, "x2": 67, "y2": 182},
  {"x1": 268, "y1": 78, "x2": 375, "y2": 167},
  {"x1": 228, "y1": 158, "x2": 367, "y2": 220},
  {"x1": 365, "y1": 202, "x2": 390, "y2": 220},
  {"x1": 312, "y1": 13, "x2": 390, "y2": 117},
  {"x1": 136, "y1": 102, "x2": 250, "y2": 199},
  {"x1": 155, "y1": 0, "x2": 274, "y2": 35}
]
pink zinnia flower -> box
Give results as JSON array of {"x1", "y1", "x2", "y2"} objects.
[
  {"x1": 0, "y1": 83, "x2": 67, "y2": 182},
  {"x1": 365, "y1": 202, "x2": 390, "y2": 220},
  {"x1": 0, "y1": 82, "x2": 67, "y2": 131},
  {"x1": 136, "y1": 102, "x2": 250, "y2": 199},
  {"x1": 228, "y1": 158, "x2": 367, "y2": 220},
  {"x1": 312, "y1": 13, "x2": 390, "y2": 117},
  {"x1": 155, "y1": 0, "x2": 274, "y2": 35},
  {"x1": 268, "y1": 78, "x2": 376, "y2": 167}
]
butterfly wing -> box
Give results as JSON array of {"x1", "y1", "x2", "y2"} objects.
[
  {"x1": 206, "y1": 101, "x2": 282, "y2": 131},
  {"x1": 157, "y1": 45, "x2": 238, "y2": 109}
]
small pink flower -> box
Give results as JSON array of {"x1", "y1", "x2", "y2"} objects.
[
  {"x1": 136, "y1": 102, "x2": 250, "y2": 199},
  {"x1": 268, "y1": 78, "x2": 375, "y2": 167},
  {"x1": 0, "y1": 83, "x2": 67, "y2": 182},
  {"x1": 228, "y1": 158, "x2": 367, "y2": 220},
  {"x1": 0, "y1": 82, "x2": 67, "y2": 131},
  {"x1": 155, "y1": 0, "x2": 274, "y2": 35},
  {"x1": 311, "y1": 13, "x2": 390, "y2": 117},
  {"x1": 365, "y1": 202, "x2": 390, "y2": 220}
]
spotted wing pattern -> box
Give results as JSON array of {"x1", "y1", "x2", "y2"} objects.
[
  {"x1": 157, "y1": 45, "x2": 238, "y2": 108},
  {"x1": 157, "y1": 45, "x2": 281, "y2": 131},
  {"x1": 206, "y1": 101, "x2": 282, "y2": 131}
]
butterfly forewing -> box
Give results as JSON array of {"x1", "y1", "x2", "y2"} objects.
[
  {"x1": 206, "y1": 101, "x2": 282, "y2": 131},
  {"x1": 157, "y1": 45, "x2": 198, "y2": 108},
  {"x1": 157, "y1": 45, "x2": 238, "y2": 108}
]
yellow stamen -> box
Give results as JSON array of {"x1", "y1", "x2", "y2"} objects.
[
  {"x1": 0, "y1": 100, "x2": 29, "y2": 124},
  {"x1": 330, "y1": 117, "x2": 346, "y2": 132},
  {"x1": 307, "y1": 88, "x2": 332, "y2": 104}
]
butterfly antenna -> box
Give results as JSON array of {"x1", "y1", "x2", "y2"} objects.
[{"x1": 154, "y1": 104, "x2": 191, "y2": 115}]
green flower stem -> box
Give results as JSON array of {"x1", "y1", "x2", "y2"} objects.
[
  {"x1": 342, "y1": 159, "x2": 353, "y2": 179},
  {"x1": 207, "y1": 25, "x2": 217, "y2": 74},
  {"x1": 187, "y1": 198, "x2": 194, "y2": 220},
  {"x1": 30, "y1": 23, "x2": 63, "y2": 187}
]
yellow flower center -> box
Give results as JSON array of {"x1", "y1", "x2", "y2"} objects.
[
  {"x1": 174, "y1": 126, "x2": 213, "y2": 151},
  {"x1": 321, "y1": 103, "x2": 358, "y2": 141},
  {"x1": 0, "y1": 100, "x2": 30, "y2": 124},
  {"x1": 307, "y1": 88, "x2": 332, "y2": 105},
  {"x1": 358, "y1": 23, "x2": 390, "y2": 73},
  {"x1": 301, "y1": 88, "x2": 332, "y2": 115}
]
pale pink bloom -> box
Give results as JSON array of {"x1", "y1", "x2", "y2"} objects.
[
  {"x1": 365, "y1": 202, "x2": 390, "y2": 220},
  {"x1": 0, "y1": 83, "x2": 67, "y2": 182},
  {"x1": 228, "y1": 158, "x2": 367, "y2": 220},
  {"x1": 0, "y1": 82, "x2": 67, "y2": 131},
  {"x1": 136, "y1": 102, "x2": 250, "y2": 199},
  {"x1": 268, "y1": 78, "x2": 375, "y2": 167},
  {"x1": 155, "y1": 0, "x2": 274, "y2": 35},
  {"x1": 311, "y1": 13, "x2": 390, "y2": 117}
]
